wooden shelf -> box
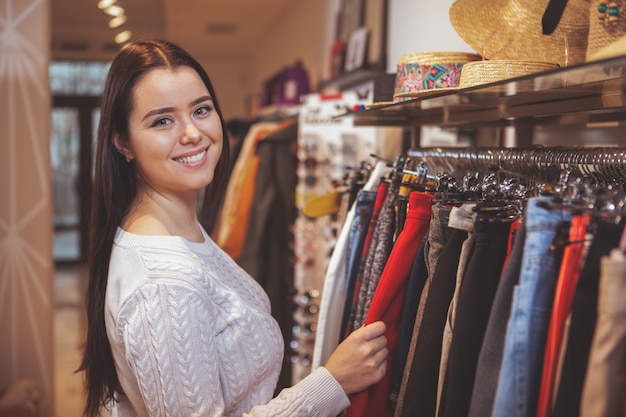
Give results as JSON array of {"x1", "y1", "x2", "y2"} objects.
[{"x1": 343, "y1": 55, "x2": 626, "y2": 130}]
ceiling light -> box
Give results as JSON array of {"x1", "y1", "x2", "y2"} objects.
[
  {"x1": 114, "y1": 30, "x2": 132, "y2": 44},
  {"x1": 104, "y1": 5, "x2": 124, "y2": 17},
  {"x1": 97, "y1": 0, "x2": 116, "y2": 9},
  {"x1": 109, "y1": 14, "x2": 127, "y2": 29}
]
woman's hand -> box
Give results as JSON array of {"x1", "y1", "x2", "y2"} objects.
[{"x1": 323, "y1": 320, "x2": 388, "y2": 395}]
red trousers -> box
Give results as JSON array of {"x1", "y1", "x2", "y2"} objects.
[
  {"x1": 536, "y1": 214, "x2": 590, "y2": 417},
  {"x1": 347, "y1": 192, "x2": 432, "y2": 417}
]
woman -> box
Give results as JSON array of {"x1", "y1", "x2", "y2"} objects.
[{"x1": 79, "y1": 39, "x2": 388, "y2": 417}]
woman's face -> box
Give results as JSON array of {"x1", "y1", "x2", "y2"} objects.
[{"x1": 119, "y1": 66, "x2": 223, "y2": 199}]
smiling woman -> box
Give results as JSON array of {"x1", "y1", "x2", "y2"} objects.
[
  {"x1": 113, "y1": 67, "x2": 224, "y2": 232},
  {"x1": 79, "y1": 39, "x2": 388, "y2": 417}
]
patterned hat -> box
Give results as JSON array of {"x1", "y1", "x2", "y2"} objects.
[{"x1": 392, "y1": 51, "x2": 481, "y2": 102}]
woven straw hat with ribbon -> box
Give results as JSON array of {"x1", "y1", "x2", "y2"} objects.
[
  {"x1": 453, "y1": 59, "x2": 559, "y2": 89},
  {"x1": 587, "y1": 0, "x2": 626, "y2": 60},
  {"x1": 405, "y1": 59, "x2": 559, "y2": 97},
  {"x1": 366, "y1": 57, "x2": 558, "y2": 108},
  {"x1": 449, "y1": 0, "x2": 590, "y2": 67},
  {"x1": 588, "y1": 33, "x2": 626, "y2": 61}
]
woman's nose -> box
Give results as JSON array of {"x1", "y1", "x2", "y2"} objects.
[{"x1": 183, "y1": 121, "x2": 202, "y2": 142}]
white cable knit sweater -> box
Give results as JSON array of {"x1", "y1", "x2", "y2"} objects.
[{"x1": 105, "y1": 227, "x2": 350, "y2": 417}]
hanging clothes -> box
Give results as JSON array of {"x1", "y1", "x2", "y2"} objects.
[
  {"x1": 468, "y1": 219, "x2": 526, "y2": 417},
  {"x1": 550, "y1": 220, "x2": 623, "y2": 417},
  {"x1": 501, "y1": 219, "x2": 522, "y2": 273},
  {"x1": 352, "y1": 169, "x2": 403, "y2": 331},
  {"x1": 439, "y1": 212, "x2": 512, "y2": 417},
  {"x1": 389, "y1": 240, "x2": 428, "y2": 410},
  {"x1": 395, "y1": 210, "x2": 468, "y2": 417},
  {"x1": 341, "y1": 190, "x2": 382, "y2": 318},
  {"x1": 491, "y1": 197, "x2": 571, "y2": 417},
  {"x1": 312, "y1": 161, "x2": 392, "y2": 371},
  {"x1": 436, "y1": 203, "x2": 477, "y2": 413},
  {"x1": 341, "y1": 189, "x2": 378, "y2": 332},
  {"x1": 535, "y1": 214, "x2": 591, "y2": 417},
  {"x1": 213, "y1": 121, "x2": 285, "y2": 257},
  {"x1": 406, "y1": 202, "x2": 454, "y2": 374},
  {"x1": 307, "y1": 146, "x2": 626, "y2": 417},
  {"x1": 580, "y1": 249, "x2": 626, "y2": 416},
  {"x1": 344, "y1": 180, "x2": 389, "y2": 337},
  {"x1": 347, "y1": 191, "x2": 433, "y2": 417},
  {"x1": 236, "y1": 120, "x2": 299, "y2": 393},
  {"x1": 344, "y1": 147, "x2": 626, "y2": 417}
]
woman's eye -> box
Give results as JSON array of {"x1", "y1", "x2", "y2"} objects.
[
  {"x1": 194, "y1": 105, "x2": 212, "y2": 117},
  {"x1": 151, "y1": 117, "x2": 171, "y2": 127}
]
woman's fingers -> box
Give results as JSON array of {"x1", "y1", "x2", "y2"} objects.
[{"x1": 324, "y1": 321, "x2": 389, "y2": 394}]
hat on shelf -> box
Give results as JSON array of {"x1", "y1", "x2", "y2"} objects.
[
  {"x1": 365, "y1": 58, "x2": 558, "y2": 109},
  {"x1": 449, "y1": 0, "x2": 590, "y2": 67},
  {"x1": 380, "y1": 59, "x2": 559, "y2": 104},
  {"x1": 587, "y1": 0, "x2": 626, "y2": 61},
  {"x1": 588, "y1": 34, "x2": 626, "y2": 60},
  {"x1": 391, "y1": 51, "x2": 481, "y2": 102},
  {"x1": 452, "y1": 59, "x2": 560, "y2": 90}
]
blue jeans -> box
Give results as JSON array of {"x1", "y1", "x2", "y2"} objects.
[
  {"x1": 491, "y1": 197, "x2": 571, "y2": 417},
  {"x1": 340, "y1": 190, "x2": 377, "y2": 340}
]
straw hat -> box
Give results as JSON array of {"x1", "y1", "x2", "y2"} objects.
[
  {"x1": 392, "y1": 59, "x2": 559, "y2": 100},
  {"x1": 588, "y1": 33, "x2": 626, "y2": 60},
  {"x1": 449, "y1": 0, "x2": 590, "y2": 67},
  {"x1": 455, "y1": 59, "x2": 559, "y2": 87},
  {"x1": 392, "y1": 51, "x2": 481, "y2": 102},
  {"x1": 587, "y1": 0, "x2": 626, "y2": 60}
]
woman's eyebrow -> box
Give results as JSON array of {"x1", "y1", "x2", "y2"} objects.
[
  {"x1": 191, "y1": 95, "x2": 213, "y2": 106},
  {"x1": 141, "y1": 96, "x2": 213, "y2": 122}
]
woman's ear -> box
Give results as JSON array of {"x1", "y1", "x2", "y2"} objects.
[{"x1": 113, "y1": 134, "x2": 134, "y2": 163}]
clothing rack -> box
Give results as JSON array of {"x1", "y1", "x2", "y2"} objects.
[{"x1": 407, "y1": 146, "x2": 626, "y2": 185}]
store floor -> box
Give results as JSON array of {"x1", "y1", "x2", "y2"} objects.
[
  {"x1": 54, "y1": 263, "x2": 85, "y2": 416},
  {"x1": 54, "y1": 263, "x2": 99, "y2": 417}
]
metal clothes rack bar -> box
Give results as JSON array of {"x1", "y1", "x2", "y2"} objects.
[{"x1": 406, "y1": 146, "x2": 626, "y2": 184}]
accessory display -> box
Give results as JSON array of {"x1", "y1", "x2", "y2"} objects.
[
  {"x1": 449, "y1": 0, "x2": 590, "y2": 67},
  {"x1": 385, "y1": 59, "x2": 559, "y2": 102}
]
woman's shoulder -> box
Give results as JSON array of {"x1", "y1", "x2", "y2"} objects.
[
  {"x1": 112, "y1": 228, "x2": 214, "y2": 278},
  {"x1": 107, "y1": 228, "x2": 213, "y2": 303}
]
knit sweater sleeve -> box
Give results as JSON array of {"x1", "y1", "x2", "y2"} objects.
[{"x1": 115, "y1": 280, "x2": 350, "y2": 417}]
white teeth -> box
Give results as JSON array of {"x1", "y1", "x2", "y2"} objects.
[{"x1": 176, "y1": 150, "x2": 206, "y2": 164}]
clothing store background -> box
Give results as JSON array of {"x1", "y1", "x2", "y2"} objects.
[{"x1": 1, "y1": 0, "x2": 474, "y2": 415}]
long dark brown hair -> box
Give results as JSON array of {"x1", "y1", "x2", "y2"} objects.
[{"x1": 78, "y1": 39, "x2": 231, "y2": 417}]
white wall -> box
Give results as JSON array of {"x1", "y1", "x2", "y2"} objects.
[{"x1": 387, "y1": 0, "x2": 474, "y2": 73}]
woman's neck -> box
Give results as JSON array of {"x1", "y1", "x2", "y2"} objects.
[{"x1": 121, "y1": 190, "x2": 204, "y2": 243}]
